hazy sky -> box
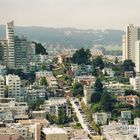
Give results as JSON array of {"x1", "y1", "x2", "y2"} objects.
[{"x1": 0, "y1": 0, "x2": 140, "y2": 29}]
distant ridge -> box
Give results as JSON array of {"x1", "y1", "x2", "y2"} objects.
[{"x1": 0, "y1": 25, "x2": 125, "y2": 48}]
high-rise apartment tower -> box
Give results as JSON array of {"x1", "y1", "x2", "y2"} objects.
[{"x1": 6, "y1": 21, "x2": 15, "y2": 68}]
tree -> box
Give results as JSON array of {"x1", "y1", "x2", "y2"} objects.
[
  {"x1": 40, "y1": 77, "x2": 48, "y2": 86},
  {"x1": 101, "y1": 92, "x2": 115, "y2": 112},
  {"x1": 57, "y1": 108, "x2": 68, "y2": 124},
  {"x1": 134, "y1": 104, "x2": 140, "y2": 117},
  {"x1": 92, "y1": 56, "x2": 104, "y2": 70},
  {"x1": 94, "y1": 78, "x2": 103, "y2": 93},
  {"x1": 35, "y1": 98, "x2": 45, "y2": 110},
  {"x1": 91, "y1": 78, "x2": 103, "y2": 103},
  {"x1": 114, "y1": 57, "x2": 119, "y2": 64},
  {"x1": 46, "y1": 114, "x2": 57, "y2": 124},
  {"x1": 72, "y1": 48, "x2": 91, "y2": 65},
  {"x1": 124, "y1": 89, "x2": 137, "y2": 96},
  {"x1": 28, "y1": 98, "x2": 45, "y2": 111},
  {"x1": 91, "y1": 92, "x2": 101, "y2": 103},
  {"x1": 73, "y1": 112, "x2": 78, "y2": 122},
  {"x1": 123, "y1": 60, "x2": 135, "y2": 71},
  {"x1": 33, "y1": 42, "x2": 48, "y2": 55},
  {"x1": 91, "y1": 103, "x2": 103, "y2": 112},
  {"x1": 72, "y1": 82, "x2": 84, "y2": 97},
  {"x1": 41, "y1": 63, "x2": 46, "y2": 70}
]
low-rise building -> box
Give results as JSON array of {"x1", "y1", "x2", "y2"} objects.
[
  {"x1": 41, "y1": 127, "x2": 68, "y2": 140},
  {"x1": 104, "y1": 82, "x2": 133, "y2": 96},
  {"x1": 124, "y1": 71, "x2": 134, "y2": 78},
  {"x1": 0, "y1": 100, "x2": 29, "y2": 121},
  {"x1": 31, "y1": 110, "x2": 47, "y2": 119},
  {"x1": 93, "y1": 112, "x2": 109, "y2": 125},
  {"x1": 26, "y1": 86, "x2": 46, "y2": 102},
  {"x1": 130, "y1": 76, "x2": 140, "y2": 92},
  {"x1": 36, "y1": 71, "x2": 53, "y2": 79},
  {"x1": 46, "y1": 76, "x2": 58, "y2": 88},
  {"x1": 102, "y1": 67, "x2": 115, "y2": 77},
  {"x1": 41, "y1": 98, "x2": 71, "y2": 117},
  {"x1": 18, "y1": 119, "x2": 49, "y2": 128},
  {"x1": 117, "y1": 95, "x2": 139, "y2": 107},
  {"x1": 121, "y1": 111, "x2": 131, "y2": 120},
  {"x1": 0, "y1": 125, "x2": 25, "y2": 140},
  {"x1": 74, "y1": 76, "x2": 95, "y2": 86},
  {"x1": 102, "y1": 121, "x2": 140, "y2": 140}
]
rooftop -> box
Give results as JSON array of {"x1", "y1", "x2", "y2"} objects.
[
  {"x1": 42, "y1": 127, "x2": 67, "y2": 135},
  {"x1": 45, "y1": 98, "x2": 67, "y2": 106}
]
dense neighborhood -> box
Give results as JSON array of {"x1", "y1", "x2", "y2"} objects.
[{"x1": 0, "y1": 21, "x2": 140, "y2": 140}]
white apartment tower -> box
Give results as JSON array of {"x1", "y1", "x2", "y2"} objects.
[
  {"x1": 135, "y1": 41, "x2": 140, "y2": 72},
  {"x1": 122, "y1": 24, "x2": 140, "y2": 62},
  {"x1": 0, "y1": 75, "x2": 4, "y2": 98},
  {"x1": 6, "y1": 21, "x2": 15, "y2": 68},
  {"x1": 6, "y1": 74, "x2": 20, "y2": 100}
]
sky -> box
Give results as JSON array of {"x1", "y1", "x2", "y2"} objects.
[{"x1": 0, "y1": 0, "x2": 140, "y2": 30}]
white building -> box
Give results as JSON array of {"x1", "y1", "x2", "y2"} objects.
[
  {"x1": 121, "y1": 111, "x2": 131, "y2": 120},
  {"x1": 102, "y1": 67, "x2": 115, "y2": 77},
  {"x1": 0, "y1": 75, "x2": 4, "y2": 98},
  {"x1": 93, "y1": 112, "x2": 109, "y2": 125},
  {"x1": 41, "y1": 98, "x2": 71, "y2": 117},
  {"x1": 102, "y1": 122, "x2": 140, "y2": 140},
  {"x1": 135, "y1": 41, "x2": 140, "y2": 72},
  {"x1": 122, "y1": 24, "x2": 140, "y2": 62},
  {"x1": 130, "y1": 76, "x2": 140, "y2": 92},
  {"x1": 36, "y1": 71, "x2": 53, "y2": 79},
  {"x1": 6, "y1": 21, "x2": 15, "y2": 68},
  {"x1": 6, "y1": 74, "x2": 21, "y2": 100},
  {"x1": 104, "y1": 82, "x2": 133, "y2": 96}
]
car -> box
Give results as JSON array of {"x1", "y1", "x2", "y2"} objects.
[{"x1": 75, "y1": 101, "x2": 79, "y2": 105}]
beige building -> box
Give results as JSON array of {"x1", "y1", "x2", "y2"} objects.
[
  {"x1": 41, "y1": 128, "x2": 68, "y2": 140},
  {"x1": 122, "y1": 24, "x2": 140, "y2": 62},
  {"x1": 6, "y1": 74, "x2": 21, "y2": 100},
  {"x1": 6, "y1": 21, "x2": 15, "y2": 68}
]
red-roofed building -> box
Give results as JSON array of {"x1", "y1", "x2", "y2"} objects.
[{"x1": 117, "y1": 95, "x2": 140, "y2": 107}]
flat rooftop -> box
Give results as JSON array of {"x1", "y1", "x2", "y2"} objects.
[{"x1": 42, "y1": 128, "x2": 67, "y2": 135}]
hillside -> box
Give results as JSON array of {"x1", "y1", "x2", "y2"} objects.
[{"x1": 0, "y1": 25, "x2": 124, "y2": 48}]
